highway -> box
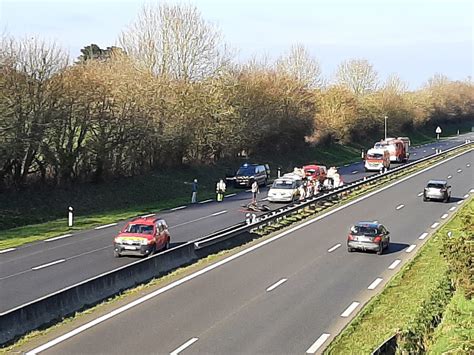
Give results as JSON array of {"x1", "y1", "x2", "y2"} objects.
[
  {"x1": 23, "y1": 139, "x2": 473, "y2": 354},
  {"x1": 0, "y1": 134, "x2": 471, "y2": 313}
]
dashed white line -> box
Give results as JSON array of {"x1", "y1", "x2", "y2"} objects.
[
  {"x1": 463, "y1": 194, "x2": 469, "y2": 198},
  {"x1": 467, "y1": 163, "x2": 471, "y2": 167},
  {"x1": 417, "y1": 192, "x2": 424, "y2": 196},
  {"x1": 266, "y1": 278, "x2": 288, "y2": 292},
  {"x1": 170, "y1": 338, "x2": 199, "y2": 355},
  {"x1": 341, "y1": 302, "x2": 360, "y2": 317},
  {"x1": 327, "y1": 244, "x2": 341, "y2": 253},
  {"x1": 261, "y1": 197, "x2": 269, "y2": 201},
  {"x1": 449, "y1": 206, "x2": 456, "y2": 212},
  {"x1": 171, "y1": 206, "x2": 187, "y2": 211},
  {"x1": 0, "y1": 248, "x2": 16, "y2": 254},
  {"x1": 45, "y1": 234, "x2": 73, "y2": 242},
  {"x1": 431, "y1": 222, "x2": 440, "y2": 228},
  {"x1": 388, "y1": 259, "x2": 402, "y2": 270},
  {"x1": 423, "y1": 150, "x2": 426, "y2": 153},
  {"x1": 447, "y1": 175, "x2": 452, "y2": 179},
  {"x1": 306, "y1": 333, "x2": 331, "y2": 354},
  {"x1": 199, "y1": 199, "x2": 213, "y2": 204},
  {"x1": 32, "y1": 259, "x2": 66, "y2": 270},
  {"x1": 470, "y1": 188, "x2": 474, "y2": 193},
  {"x1": 406, "y1": 244, "x2": 416, "y2": 253},
  {"x1": 94, "y1": 223, "x2": 118, "y2": 230},
  {"x1": 396, "y1": 204, "x2": 404, "y2": 210},
  {"x1": 225, "y1": 193, "x2": 237, "y2": 197},
  {"x1": 441, "y1": 213, "x2": 449, "y2": 219},
  {"x1": 457, "y1": 200, "x2": 463, "y2": 205},
  {"x1": 344, "y1": 163, "x2": 350, "y2": 167},
  {"x1": 418, "y1": 232, "x2": 428, "y2": 240},
  {"x1": 352, "y1": 170, "x2": 358, "y2": 174},
  {"x1": 211, "y1": 210, "x2": 227, "y2": 217},
  {"x1": 368, "y1": 278, "x2": 383, "y2": 290},
  {"x1": 141, "y1": 213, "x2": 155, "y2": 218},
  {"x1": 457, "y1": 169, "x2": 462, "y2": 173}
]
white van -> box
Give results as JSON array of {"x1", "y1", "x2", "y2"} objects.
[{"x1": 267, "y1": 177, "x2": 302, "y2": 202}]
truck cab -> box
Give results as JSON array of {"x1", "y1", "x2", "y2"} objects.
[{"x1": 365, "y1": 148, "x2": 390, "y2": 171}]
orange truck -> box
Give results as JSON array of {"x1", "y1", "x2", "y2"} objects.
[{"x1": 374, "y1": 137, "x2": 409, "y2": 163}]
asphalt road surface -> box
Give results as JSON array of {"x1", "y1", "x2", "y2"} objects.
[
  {"x1": 0, "y1": 133, "x2": 472, "y2": 313},
  {"x1": 25, "y1": 139, "x2": 473, "y2": 354}
]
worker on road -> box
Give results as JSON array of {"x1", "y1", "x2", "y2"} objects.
[
  {"x1": 251, "y1": 180, "x2": 259, "y2": 203},
  {"x1": 216, "y1": 179, "x2": 226, "y2": 202}
]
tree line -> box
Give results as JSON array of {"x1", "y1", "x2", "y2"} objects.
[{"x1": 1, "y1": 3, "x2": 473, "y2": 189}]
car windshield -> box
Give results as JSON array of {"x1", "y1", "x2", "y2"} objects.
[
  {"x1": 351, "y1": 225, "x2": 378, "y2": 236},
  {"x1": 272, "y1": 180, "x2": 295, "y2": 189},
  {"x1": 124, "y1": 224, "x2": 154, "y2": 234},
  {"x1": 237, "y1": 166, "x2": 255, "y2": 175},
  {"x1": 427, "y1": 183, "x2": 445, "y2": 189},
  {"x1": 367, "y1": 153, "x2": 383, "y2": 159}
]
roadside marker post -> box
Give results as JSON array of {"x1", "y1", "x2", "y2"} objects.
[{"x1": 68, "y1": 206, "x2": 74, "y2": 227}]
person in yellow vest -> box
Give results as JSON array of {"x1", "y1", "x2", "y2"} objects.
[{"x1": 216, "y1": 179, "x2": 226, "y2": 202}]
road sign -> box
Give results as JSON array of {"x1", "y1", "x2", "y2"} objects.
[{"x1": 435, "y1": 126, "x2": 442, "y2": 134}]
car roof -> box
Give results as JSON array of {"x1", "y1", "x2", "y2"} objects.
[
  {"x1": 355, "y1": 221, "x2": 381, "y2": 228},
  {"x1": 128, "y1": 217, "x2": 163, "y2": 225},
  {"x1": 427, "y1": 180, "x2": 447, "y2": 185}
]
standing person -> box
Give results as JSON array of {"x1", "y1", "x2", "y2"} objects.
[
  {"x1": 216, "y1": 179, "x2": 226, "y2": 202},
  {"x1": 191, "y1": 179, "x2": 198, "y2": 203},
  {"x1": 251, "y1": 180, "x2": 259, "y2": 203}
]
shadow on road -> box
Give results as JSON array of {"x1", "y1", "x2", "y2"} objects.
[{"x1": 385, "y1": 242, "x2": 411, "y2": 254}]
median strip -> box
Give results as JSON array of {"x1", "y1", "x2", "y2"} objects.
[
  {"x1": 94, "y1": 223, "x2": 118, "y2": 230},
  {"x1": 306, "y1": 333, "x2": 331, "y2": 354},
  {"x1": 341, "y1": 302, "x2": 360, "y2": 317},
  {"x1": 32, "y1": 259, "x2": 66, "y2": 271}
]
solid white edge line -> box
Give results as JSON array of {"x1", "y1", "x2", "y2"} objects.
[
  {"x1": 225, "y1": 193, "x2": 237, "y2": 197},
  {"x1": 266, "y1": 278, "x2": 288, "y2": 292},
  {"x1": 341, "y1": 302, "x2": 360, "y2": 317},
  {"x1": 171, "y1": 206, "x2": 187, "y2": 211},
  {"x1": 211, "y1": 210, "x2": 227, "y2": 216},
  {"x1": 327, "y1": 244, "x2": 341, "y2": 253},
  {"x1": 32, "y1": 259, "x2": 66, "y2": 271},
  {"x1": 0, "y1": 248, "x2": 16, "y2": 254},
  {"x1": 388, "y1": 259, "x2": 402, "y2": 270},
  {"x1": 45, "y1": 234, "x2": 73, "y2": 242},
  {"x1": 94, "y1": 223, "x2": 118, "y2": 230},
  {"x1": 406, "y1": 244, "x2": 416, "y2": 253},
  {"x1": 306, "y1": 333, "x2": 331, "y2": 354},
  {"x1": 418, "y1": 232, "x2": 428, "y2": 240},
  {"x1": 367, "y1": 278, "x2": 383, "y2": 290},
  {"x1": 170, "y1": 337, "x2": 199, "y2": 355},
  {"x1": 141, "y1": 213, "x2": 155, "y2": 218},
  {"x1": 441, "y1": 214, "x2": 449, "y2": 219},
  {"x1": 396, "y1": 204, "x2": 404, "y2": 210},
  {"x1": 199, "y1": 199, "x2": 213, "y2": 204},
  {"x1": 25, "y1": 147, "x2": 472, "y2": 354},
  {"x1": 431, "y1": 222, "x2": 440, "y2": 228},
  {"x1": 449, "y1": 206, "x2": 456, "y2": 211}
]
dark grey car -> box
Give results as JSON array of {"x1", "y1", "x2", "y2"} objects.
[
  {"x1": 347, "y1": 222, "x2": 390, "y2": 255},
  {"x1": 423, "y1": 180, "x2": 451, "y2": 202}
]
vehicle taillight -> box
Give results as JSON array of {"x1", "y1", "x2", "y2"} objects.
[{"x1": 373, "y1": 235, "x2": 382, "y2": 243}]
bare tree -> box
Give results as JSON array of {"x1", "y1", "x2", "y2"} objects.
[
  {"x1": 276, "y1": 44, "x2": 323, "y2": 88},
  {"x1": 335, "y1": 59, "x2": 378, "y2": 96},
  {"x1": 384, "y1": 73, "x2": 408, "y2": 94},
  {"x1": 119, "y1": 3, "x2": 232, "y2": 81}
]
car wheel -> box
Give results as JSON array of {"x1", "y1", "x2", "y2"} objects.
[
  {"x1": 376, "y1": 245, "x2": 383, "y2": 255},
  {"x1": 114, "y1": 250, "x2": 121, "y2": 258},
  {"x1": 444, "y1": 194, "x2": 450, "y2": 203},
  {"x1": 163, "y1": 238, "x2": 170, "y2": 251},
  {"x1": 385, "y1": 238, "x2": 390, "y2": 250}
]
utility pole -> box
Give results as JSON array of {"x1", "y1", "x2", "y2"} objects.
[{"x1": 384, "y1": 115, "x2": 388, "y2": 140}]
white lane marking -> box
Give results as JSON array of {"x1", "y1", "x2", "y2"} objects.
[
  {"x1": 457, "y1": 169, "x2": 462, "y2": 173},
  {"x1": 447, "y1": 175, "x2": 452, "y2": 179},
  {"x1": 171, "y1": 206, "x2": 187, "y2": 211},
  {"x1": 368, "y1": 278, "x2": 383, "y2": 290},
  {"x1": 141, "y1": 213, "x2": 155, "y2": 218},
  {"x1": 0, "y1": 248, "x2": 16, "y2": 254},
  {"x1": 396, "y1": 204, "x2": 404, "y2": 210},
  {"x1": 417, "y1": 192, "x2": 424, "y2": 196},
  {"x1": 431, "y1": 222, "x2": 440, "y2": 228},
  {"x1": 406, "y1": 244, "x2": 416, "y2": 253},
  {"x1": 25, "y1": 148, "x2": 471, "y2": 354},
  {"x1": 245, "y1": 189, "x2": 251, "y2": 192},
  {"x1": 467, "y1": 163, "x2": 471, "y2": 167},
  {"x1": 261, "y1": 197, "x2": 269, "y2": 201},
  {"x1": 327, "y1": 244, "x2": 341, "y2": 253},
  {"x1": 225, "y1": 193, "x2": 237, "y2": 197},
  {"x1": 344, "y1": 163, "x2": 350, "y2": 166},
  {"x1": 388, "y1": 259, "x2": 402, "y2": 270},
  {"x1": 423, "y1": 150, "x2": 426, "y2": 152},
  {"x1": 418, "y1": 232, "x2": 428, "y2": 240},
  {"x1": 266, "y1": 278, "x2": 288, "y2": 292},
  {"x1": 94, "y1": 223, "x2": 118, "y2": 230},
  {"x1": 32, "y1": 259, "x2": 66, "y2": 270},
  {"x1": 449, "y1": 206, "x2": 456, "y2": 211},
  {"x1": 170, "y1": 338, "x2": 199, "y2": 355},
  {"x1": 432, "y1": 147, "x2": 436, "y2": 150},
  {"x1": 306, "y1": 333, "x2": 331, "y2": 354},
  {"x1": 199, "y1": 199, "x2": 213, "y2": 204},
  {"x1": 441, "y1": 214, "x2": 449, "y2": 219},
  {"x1": 211, "y1": 210, "x2": 227, "y2": 217},
  {"x1": 341, "y1": 302, "x2": 360, "y2": 317},
  {"x1": 45, "y1": 234, "x2": 73, "y2": 242},
  {"x1": 457, "y1": 200, "x2": 463, "y2": 205},
  {"x1": 352, "y1": 170, "x2": 358, "y2": 174},
  {"x1": 470, "y1": 188, "x2": 474, "y2": 193},
  {"x1": 463, "y1": 194, "x2": 469, "y2": 198},
  {"x1": 413, "y1": 153, "x2": 417, "y2": 156}
]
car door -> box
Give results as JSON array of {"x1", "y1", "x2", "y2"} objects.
[{"x1": 155, "y1": 221, "x2": 165, "y2": 249}]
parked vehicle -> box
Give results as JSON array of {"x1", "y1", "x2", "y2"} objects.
[
  {"x1": 303, "y1": 164, "x2": 327, "y2": 182},
  {"x1": 423, "y1": 180, "x2": 451, "y2": 202},
  {"x1": 234, "y1": 163, "x2": 270, "y2": 187},
  {"x1": 397, "y1": 136, "x2": 411, "y2": 161},
  {"x1": 113, "y1": 217, "x2": 171, "y2": 257},
  {"x1": 347, "y1": 221, "x2": 390, "y2": 255},
  {"x1": 364, "y1": 148, "x2": 390, "y2": 172},
  {"x1": 267, "y1": 177, "x2": 302, "y2": 202},
  {"x1": 374, "y1": 138, "x2": 409, "y2": 163}
]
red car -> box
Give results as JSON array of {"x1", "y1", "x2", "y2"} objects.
[
  {"x1": 113, "y1": 217, "x2": 171, "y2": 257},
  {"x1": 303, "y1": 164, "x2": 327, "y2": 183}
]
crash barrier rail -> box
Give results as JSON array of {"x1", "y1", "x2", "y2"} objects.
[
  {"x1": 371, "y1": 333, "x2": 398, "y2": 355},
  {"x1": 0, "y1": 141, "x2": 471, "y2": 346}
]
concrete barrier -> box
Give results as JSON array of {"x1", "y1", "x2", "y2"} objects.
[{"x1": 0, "y1": 242, "x2": 197, "y2": 346}]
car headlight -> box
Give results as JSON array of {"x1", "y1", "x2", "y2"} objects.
[{"x1": 114, "y1": 237, "x2": 123, "y2": 244}]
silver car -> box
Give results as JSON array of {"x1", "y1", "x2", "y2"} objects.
[
  {"x1": 347, "y1": 222, "x2": 390, "y2": 255},
  {"x1": 423, "y1": 180, "x2": 451, "y2": 203}
]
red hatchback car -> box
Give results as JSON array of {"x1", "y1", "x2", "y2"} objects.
[{"x1": 113, "y1": 217, "x2": 171, "y2": 257}]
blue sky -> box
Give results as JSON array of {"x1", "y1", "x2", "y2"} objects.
[{"x1": 1, "y1": 0, "x2": 472, "y2": 88}]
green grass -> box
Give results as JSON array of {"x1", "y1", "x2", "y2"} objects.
[{"x1": 325, "y1": 198, "x2": 473, "y2": 354}]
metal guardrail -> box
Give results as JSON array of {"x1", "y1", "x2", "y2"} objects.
[{"x1": 194, "y1": 140, "x2": 473, "y2": 249}]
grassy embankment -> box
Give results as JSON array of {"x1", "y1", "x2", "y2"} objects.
[
  {"x1": 0, "y1": 122, "x2": 471, "y2": 249},
  {"x1": 325, "y1": 198, "x2": 473, "y2": 354}
]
